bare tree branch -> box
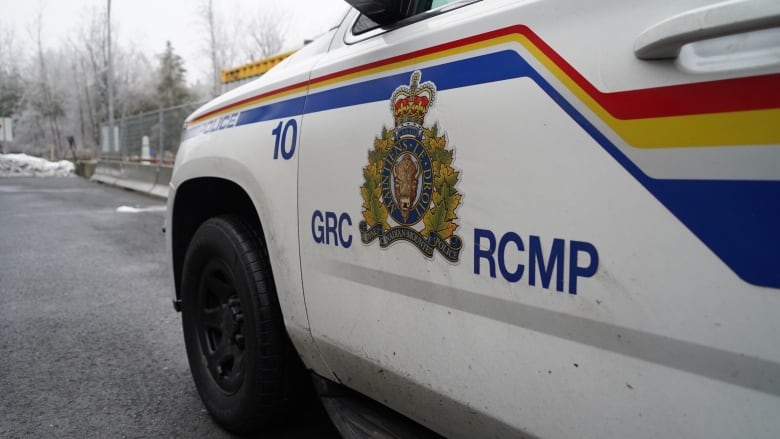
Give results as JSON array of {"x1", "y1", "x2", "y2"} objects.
[{"x1": 246, "y1": 7, "x2": 288, "y2": 61}]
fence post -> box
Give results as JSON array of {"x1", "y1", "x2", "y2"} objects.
[
  {"x1": 120, "y1": 118, "x2": 127, "y2": 161},
  {"x1": 160, "y1": 107, "x2": 166, "y2": 166},
  {"x1": 158, "y1": 106, "x2": 164, "y2": 163}
]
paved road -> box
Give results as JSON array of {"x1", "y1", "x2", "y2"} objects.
[{"x1": 0, "y1": 177, "x2": 339, "y2": 438}]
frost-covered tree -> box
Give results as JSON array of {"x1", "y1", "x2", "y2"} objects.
[
  {"x1": 20, "y1": 8, "x2": 68, "y2": 159},
  {"x1": 4, "y1": 5, "x2": 163, "y2": 158},
  {"x1": 0, "y1": 29, "x2": 24, "y2": 119},
  {"x1": 156, "y1": 41, "x2": 191, "y2": 108},
  {"x1": 66, "y1": 5, "x2": 158, "y2": 155},
  {"x1": 200, "y1": 0, "x2": 245, "y2": 97},
  {"x1": 246, "y1": 5, "x2": 288, "y2": 62},
  {"x1": 199, "y1": 1, "x2": 287, "y2": 97}
]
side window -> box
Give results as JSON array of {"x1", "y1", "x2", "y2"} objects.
[
  {"x1": 415, "y1": 0, "x2": 462, "y2": 13},
  {"x1": 353, "y1": 14, "x2": 382, "y2": 35},
  {"x1": 431, "y1": 0, "x2": 455, "y2": 7},
  {"x1": 351, "y1": 0, "x2": 472, "y2": 36}
]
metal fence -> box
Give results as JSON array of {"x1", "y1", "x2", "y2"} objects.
[{"x1": 101, "y1": 101, "x2": 205, "y2": 163}]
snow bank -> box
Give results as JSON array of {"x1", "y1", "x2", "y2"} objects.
[
  {"x1": 0, "y1": 153, "x2": 75, "y2": 177},
  {"x1": 116, "y1": 205, "x2": 166, "y2": 213}
]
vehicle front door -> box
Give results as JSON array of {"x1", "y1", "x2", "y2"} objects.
[{"x1": 297, "y1": 1, "x2": 780, "y2": 438}]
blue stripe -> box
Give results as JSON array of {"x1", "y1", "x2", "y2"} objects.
[
  {"x1": 188, "y1": 50, "x2": 780, "y2": 288},
  {"x1": 521, "y1": 56, "x2": 780, "y2": 288},
  {"x1": 237, "y1": 96, "x2": 307, "y2": 126},
  {"x1": 304, "y1": 51, "x2": 526, "y2": 114}
]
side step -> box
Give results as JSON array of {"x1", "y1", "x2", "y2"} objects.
[{"x1": 312, "y1": 374, "x2": 443, "y2": 439}]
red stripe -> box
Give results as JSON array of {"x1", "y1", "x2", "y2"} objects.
[
  {"x1": 516, "y1": 26, "x2": 780, "y2": 119},
  {"x1": 193, "y1": 25, "x2": 779, "y2": 123},
  {"x1": 193, "y1": 81, "x2": 309, "y2": 122},
  {"x1": 601, "y1": 75, "x2": 780, "y2": 119}
]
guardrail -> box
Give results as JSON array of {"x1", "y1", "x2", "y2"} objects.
[
  {"x1": 221, "y1": 50, "x2": 297, "y2": 84},
  {"x1": 91, "y1": 159, "x2": 172, "y2": 199}
]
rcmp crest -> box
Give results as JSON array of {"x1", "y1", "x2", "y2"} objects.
[{"x1": 359, "y1": 71, "x2": 463, "y2": 262}]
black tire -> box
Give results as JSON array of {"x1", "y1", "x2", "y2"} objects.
[{"x1": 181, "y1": 214, "x2": 303, "y2": 433}]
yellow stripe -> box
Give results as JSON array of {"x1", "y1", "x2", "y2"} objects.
[
  {"x1": 617, "y1": 109, "x2": 780, "y2": 147},
  {"x1": 190, "y1": 85, "x2": 308, "y2": 124},
  {"x1": 519, "y1": 35, "x2": 780, "y2": 148}
]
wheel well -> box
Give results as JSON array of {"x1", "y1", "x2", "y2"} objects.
[{"x1": 171, "y1": 177, "x2": 262, "y2": 304}]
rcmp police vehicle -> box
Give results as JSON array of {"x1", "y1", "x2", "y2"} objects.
[{"x1": 166, "y1": 0, "x2": 780, "y2": 437}]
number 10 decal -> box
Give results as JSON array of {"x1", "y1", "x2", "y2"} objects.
[{"x1": 272, "y1": 119, "x2": 297, "y2": 160}]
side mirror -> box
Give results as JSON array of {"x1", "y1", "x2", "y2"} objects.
[{"x1": 344, "y1": 0, "x2": 417, "y2": 26}]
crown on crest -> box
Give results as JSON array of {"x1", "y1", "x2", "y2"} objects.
[{"x1": 391, "y1": 71, "x2": 436, "y2": 128}]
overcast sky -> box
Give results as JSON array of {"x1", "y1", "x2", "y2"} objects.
[{"x1": 1, "y1": 0, "x2": 349, "y2": 83}]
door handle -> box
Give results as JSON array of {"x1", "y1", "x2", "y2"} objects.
[{"x1": 635, "y1": 0, "x2": 780, "y2": 59}]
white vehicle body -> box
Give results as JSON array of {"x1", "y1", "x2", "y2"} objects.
[{"x1": 167, "y1": 1, "x2": 780, "y2": 437}]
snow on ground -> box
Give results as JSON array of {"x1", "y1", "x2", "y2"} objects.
[
  {"x1": 0, "y1": 153, "x2": 75, "y2": 177},
  {"x1": 116, "y1": 205, "x2": 167, "y2": 213}
]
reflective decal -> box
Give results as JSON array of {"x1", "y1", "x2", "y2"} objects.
[
  {"x1": 359, "y1": 71, "x2": 463, "y2": 262},
  {"x1": 473, "y1": 228, "x2": 599, "y2": 295},
  {"x1": 271, "y1": 119, "x2": 298, "y2": 160},
  {"x1": 312, "y1": 210, "x2": 353, "y2": 248},
  {"x1": 183, "y1": 26, "x2": 779, "y2": 287}
]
